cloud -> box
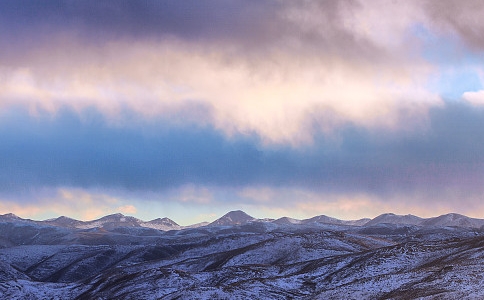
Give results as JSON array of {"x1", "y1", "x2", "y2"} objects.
[
  {"x1": 117, "y1": 204, "x2": 137, "y2": 215},
  {"x1": 423, "y1": 0, "x2": 484, "y2": 51},
  {"x1": 0, "y1": 37, "x2": 439, "y2": 144},
  {"x1": 463, "y1": 90, "x2": 484, "y2": 106},
  {"x1": 0, "y1": 0, "x2": 388, "y2": 60},
  {"x1": 0, "y1": 0, "x2": 281, "y2": 44},
  {"x1": 0, "y1": 187, "x2": 131, "y2": 221},
  {"x1": 196, "y1": 183, "x2": 484, "y2": 220},
  {"x1": 0, "y1": 0, "x2": 445, "y2": 144},
  {"x1": 2, "y1": 103, "x2": 484, "y2": 199},
  {"x1": 0, "y1": 107, "x2": 263, "y2": 191},
  {"x1": 2, "y1": 1, "x2": 484, "y2": 221}
]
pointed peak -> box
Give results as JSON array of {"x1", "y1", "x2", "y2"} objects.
[
  {"x1": 223, "y1": 210, "x2": 253, "y2": 218},
  {"x1": 209, "y1": 210, "x2": 255, "y2": 226}
]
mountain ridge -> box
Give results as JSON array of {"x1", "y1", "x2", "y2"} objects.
[
  {"x1": 2, "y1": 211, "x2": 484, "y2": 230},
  {"x1": 1, "y1": 211, "x2": 484, "y2": 299},
  {"x1": 1, "y1": 210, "x2": 484, "y2": 299}
]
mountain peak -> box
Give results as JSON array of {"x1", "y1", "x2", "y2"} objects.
[
  {"x1": 0, "y1": 213, "x2": 23, "y2": 223},
  {"x1": 226, "y1": 210, "x2": 251, "y2": 216},
  {"x1": 96, "y1": 213, "x2": 137, "y2": 222},
  {"x1": 209, "y1": 210, "x2": 255, "y2": 226},
  {"x1": 105, "y1": 213, "x2": 125, "y2": 218},
  {"x1": 54, "y1": 216, "x2": 76, "y2": 221},
  {"x1": 1, "y1": 213, "x2": 20, "y2": 219},
  {"x1": 442, "y1": 213, "x2": 467, "y2": 219},
  {"x1": 272, "y1": 217, "x2": 301, "y2": 225},
  {"x1": 43, "y1": 216, "x2": 83, "y2": 228},
  {"x1": 146, "y1": 217, "x2": 179, "y2": 226},
  {"x1": 365, "y1": 213, "x2": 423, "y2": 226},
  {"x1": 302, "y1": 214, "x2": 343, "y2": 225},
  {"x1": 421, "y1": 213, "x2": 484, "y2": 228},
  {"x1": 141, "y1": 217, "x2": 181, "y2": 231}
]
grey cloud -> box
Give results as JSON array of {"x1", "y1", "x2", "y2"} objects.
[
  {"x1": 424, "y1": 0, "x2": 484, "y2": 50},
  {"x1": 0, "y1": 0, "x2": 280, "y2": 42},
  {"x1": 0, "y1": 0, "x2": 387, "y2": 65},
  {"x1": 2, "y1": 103, "x2": 484, "y2": 201},
  {"x1": 7, "y1": 0, "x2": 484, "y2": 68}
]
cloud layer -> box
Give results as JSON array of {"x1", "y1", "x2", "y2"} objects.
[
  {"x1": 0, "y1": 0, "x2": 446, "y2": 144},
  {"x1": 2, "y1": 104, "x2": 484, "y2": 197},
  {"x1": 1, "y1": 1, "x2": 484, "y2": 221}
]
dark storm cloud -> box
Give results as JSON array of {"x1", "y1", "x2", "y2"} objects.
[
  {"x1": 0, "y1": 0, "x2": 278, "y2": 41},
  {"x1": 0, "y1": 0, "x2": 383, "y2": 64},
  {"x1": 2, "y1": 103, "x2": 484, "y2": 197}
]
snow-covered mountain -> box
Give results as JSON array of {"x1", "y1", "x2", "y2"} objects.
[
  {"x1": 301, "y1": 214, "x2": 371, "y2": 226},
  {"x1": 1, "y1": 211, "x2": 484, "y2": 299},
  {"x1": 76, "y1": 213, "x2": 143, "y2": 230},
  {"x1": 5, "y1": 211, "x2": 484, "y2": 231},
  {"x1": 42, "y1": 216, "x2": 85, "y2": 228},
  {"x1": 272, "y1": 215, "x2": 370, "y2": 226},
  {"x1": 209, "y1": 210, "x2": 255, "y2": 226},
  {"x1": 364, "y1": 213, "x2": 423, "y2": 226},
  {"x1": 420, "y1": 213, "x2": 484, "y2": 228},
  {"x1": 141, "y1": 217, "x2": 181, "y2": 231},
  {"x1": 272, "y1": 216, "x2": 302, "y2": 225},
  {"x1": 30, "y1": 213, "x2": 181, "y2": 231},
  {"x1": 0, "y1": 213, "x2": 22, "y2": 222},
  {"x1": 364, "y1": 212, "x2": 484, "y2": 228}
]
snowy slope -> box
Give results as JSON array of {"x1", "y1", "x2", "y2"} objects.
[
  {"x1": 364, "y1": 213, "x2": 423, "y2": 226},
  {"x1": 1, "y1": 211, "x2": 484, "y2": 299}
]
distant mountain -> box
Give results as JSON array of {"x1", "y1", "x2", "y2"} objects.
[
  {"x1": 0, "y1": 213, "x2": 23, "y2": 222},
  {"x1": 364, "y1": 213, "x2": 423, "y2": 227},
  {"x1": 421, "y1": 213, "x2": 484, "y2": 228},
  {"x1": 300, "y1": 215, "x2": 367, "y2": 226},
  {"x1": 42, "y1": 216, "x2": 85, "y2": 228},
  {"x1": 3, "y1": 211, "x2": 484, "y2": 231},
  {"x1": 3, "y1": 210, "x2": 484, "y2": 299},
  {"x1": 184, "y1": 221, "x2": 211, "y2": 229},
  {"x1": 209, "y1": 210, "x2": 255, "y2": 226},
  {"x1": 363, "y1": 213, "x2": 484, "y2": 229},
  {"x1": 302, "y1": 215, "x2": 345, "y2": 225},
  {"x1": 344, "y1": 218, "x2": 372, "y2": 226},
  {"x1": 141, "y1": 218, "x2": 180, "y2": 231},
  {"x1": 96, "y1": 213, "x2": 141, "y2": 224},
  {"x1": 0, "y1": 213, "x2": 198, "y2": 231},
  {"x1": 75, "y1": 213, "x2": 142, "y2": 230},
  {"x1": 272, "y1": 217, "x2": 301, "y2": 225},
  {"x1": 299, "y1": 215, "x2": 371, "y2": 226}
]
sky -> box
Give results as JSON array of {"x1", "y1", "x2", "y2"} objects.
[{"x1": 1, "y1": 0, "x2": 484, "y2": 225}]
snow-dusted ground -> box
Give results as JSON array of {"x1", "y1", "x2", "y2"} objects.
[{"x1": 1, "y1": 215, "x2": 484, "y2": 299}]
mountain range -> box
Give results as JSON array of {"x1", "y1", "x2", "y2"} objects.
[
  {"x1": 3, "y1": 210, "x2": 484, "y2": 230},
  {"x1": 1, "y1": 210, "x2": 484, "y2": 299}
]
